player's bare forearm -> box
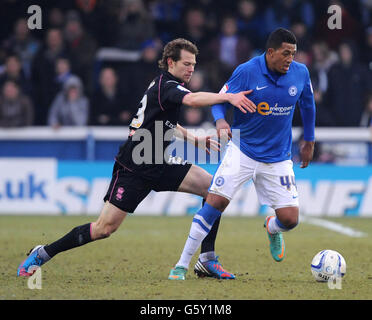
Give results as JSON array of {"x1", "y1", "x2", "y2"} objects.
[
  {"x1": 175, "y1": 124, "x2": 195, "y2": 144},
  {"x1": 300, "y1": 140, "x2": 315, "y2": 168},
  {"x1": 182, "y1": 91, "x2": 256, "y2": 113},
  {"x1": 182, "y1": 92, "x2": 229, "y2": 108},
  {"x1": 175, "y1": 124, "x2": 220, "y2": 153}
]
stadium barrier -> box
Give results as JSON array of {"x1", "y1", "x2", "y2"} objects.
[{"x1": 0, "y1": 127, "x2": 371, "y2": 216}]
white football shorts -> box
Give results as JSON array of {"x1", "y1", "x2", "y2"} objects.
[{"x1": 209, "y1": 141, "x2": 299, "y2": 210}]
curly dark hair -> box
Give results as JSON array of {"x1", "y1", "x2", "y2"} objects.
[{"x1": 158, "y1": 38, "x2": 198, "y2": 71}]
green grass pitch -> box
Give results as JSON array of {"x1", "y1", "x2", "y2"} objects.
[{"x1": 1, "y1": 215, "x2": 372, "y2": 300}]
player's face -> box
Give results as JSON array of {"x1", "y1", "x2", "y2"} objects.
[
  {"x1": 168, "y1": 49, "x2": 196, "y2": 83},
  {"x1": 269, "y1": 42, "x2": 297, "y2": 74}
]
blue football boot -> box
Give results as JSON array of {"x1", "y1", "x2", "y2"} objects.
[
  {"x1": 194, "y1": 256, "x2": 235, "y2": 279},
  {"x1": 264, "y1": 216, "x2": 285, "y2": 262},
  {"x1": 17, "y1": 245, "x2": 46, "y2": 277}
]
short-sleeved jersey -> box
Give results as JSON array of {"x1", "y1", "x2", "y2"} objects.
[
  {"x1": 213, "y1": 53, "x2": 315, "y2": 163},
  {"x1": 115, "y1": 71, "x2": 190, "y2": 178}
]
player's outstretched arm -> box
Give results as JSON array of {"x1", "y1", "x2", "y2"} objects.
[
  {"x1": 182, "y1": 90, "x2": 256, "y2": 113},
  {"x1": 175, "y1": 124, "x2": 220, "y2": 154}
]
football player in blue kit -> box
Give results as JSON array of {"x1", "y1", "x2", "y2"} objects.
[{"x1": 169, "y1": 28, "x2": 316, "y2": 280}]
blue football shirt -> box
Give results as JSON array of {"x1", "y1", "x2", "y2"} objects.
[{"x1": 212, "y1": 53, "x2": 316, "y2": 163}]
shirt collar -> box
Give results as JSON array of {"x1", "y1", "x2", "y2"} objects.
[
  {"x1": 163, "y1": 71, "x2": 184, "y2": 85},
  {"x1": 259, "y1": 53, "x2": 270, "y2": 76},
  {"x1": 258, "y1": 52, "x2": 291, "y2": 84}
]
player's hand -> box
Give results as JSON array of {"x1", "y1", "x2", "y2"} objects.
[
  {"x1": 216, "y1": 118, "x2": 232, "y2": 142},
  {"x1": 195, "y1": 135, "x2": 221, "y2": 155},
  {"x1": 300, "y1": 140, "x2": 315, "y2": 168},
  {"x1": 228, "y1": 90, "x2": 256, "y2": 114}
]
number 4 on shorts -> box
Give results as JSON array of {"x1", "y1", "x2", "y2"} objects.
[{"x1": 279, "y1": 175, "x2": 296, "y2": 190}]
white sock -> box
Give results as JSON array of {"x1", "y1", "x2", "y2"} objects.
[
  {"x1": 199, "y1": 251, "x2": 216, "y2": 263},
  {"x1": 37, "y1": 245, "x2": 51, "y2": 262},
  {"x1": 176, "y1": 222, "x2": 209, "y2": 269},
  {"x1": 268, "y1": 216, "x2": 288, "y2": 234}
]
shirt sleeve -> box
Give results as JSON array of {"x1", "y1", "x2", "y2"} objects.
[
  {"x1": 161, "y1": 80, "x2": 190, "y2": 109},
  {"x1": 298, "y1": 66, "x2": 316, "y2": 141},
  {"x1": 211, "y1": 64, "x2": 249, "y2": 121},
  {"x1": 212, "y1": 83, "x2": 230, "y2": 121}
]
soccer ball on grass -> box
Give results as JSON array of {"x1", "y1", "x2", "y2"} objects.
[{"x1": 310, "y1": 250, "x2": 346, "y2": 282}]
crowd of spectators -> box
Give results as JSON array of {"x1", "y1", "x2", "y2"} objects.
[{"x1": 1, "y1": 0, "x2": 372, "y2": 129}]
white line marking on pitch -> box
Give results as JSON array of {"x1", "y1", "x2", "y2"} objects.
[{"x1": 301, "y1": 217, "x2": 367, "y2": 238}]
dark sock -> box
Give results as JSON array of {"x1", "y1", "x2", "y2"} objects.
[
  {"x1": 44, "y1": 223, "x2": 93, "y2": 258},
  {"x1": 200, "y1": 199, "x2": 220, "y2": 253}
]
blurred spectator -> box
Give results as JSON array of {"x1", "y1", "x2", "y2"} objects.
[
  {"x1": 114, "y1": 39, "x2": 162, "y2": 113},
  {"x1": 308, "y1": 41, "x2": 339, "y2": 126},
  {"x1": 315, "y1": 0, "x2": 362, "y2": 50},
  {"x1": 179, "y1": 7, "x2": 210, "y2": 52},
  {"x1": 289, "y1": 0, "x2": 315, "y2": 30},
  {"x1": 148, "y1": 0, "x2": 185, "y2": 42},
  {"x1": 32, "y1": 28, "x2": 69, "y2": 125},
  {"x1": 55, "y1": 57, "x2": 75, "y2": 91},
  {"x1": 64, "y1": 12, "x2": 97, "y2": 94},
  {"x1": 91, "y1": 67, "x2": 133, "y2": 126},
  {"x1": 292, "y1": 50, "x2": 314, "y2": 127},
  {"x1": 179, "y1": 70, "x2": 211, "y2": 127},
  {"x1": 47, "y1": 7, "x2": 65, "y2": 29},
  {"x1": 262, "y1": 0, "x2": 291, "y2": 37},
  {"x1": 362, "y1": 26, "x2": 372, "y2": 73},
  {"x1": 262, "y1": 0, "x2": 315, "y2": 39},
  {"x1": 47, "y1": 75, "x2": 89, "y2": 128},
  {"x1": 290, "y1": 20, "x2": 312, "y2": 52},
  {"x1": 115, "y1": 0, "x2": 155, "y2": 50},
  {"x1": 360, "y1": 93, "x2": 372, "y2": 127},
  {"x1": 292, "y1": 49, "x2": 309, "y2": 127},
  {"x1": 204, "y1": 15, "x2": 251, "y2": 91},
  {"x1": 0, "y1": 54, "x2": 31, "y2": 95},
  {"x1": 327, "y1": 41, "x2": 372, "y2": 126},
  {"x1": 212, "y1": 15, "x2": 251, "y2": 69},
  {"x1": 293, "y1": 50, "x2": 310, "y2": 66},
  {"x1": 2, "y1": 18, "x2": 40, "y2": 80},
  {"x1": 193, "y1": 0, "x2": 220, "y2": 39},
  {"x1": 135, "y1": 39, "x2": 161, "y2": 92},
  {"x1": 0, "y1": 80, "x2": 33, "y2": 127},
  {"x1": 359, "y1": 0, "x2": 372, "y2": 27},
  {"x1": 236, "y1": 0, "x2": 264, "y2": 49},
  {"x1": 310, "y1": 41, "x2": 339, "y2": 93},
  {"x1": 75, "y1": 0, "x2": 116, "y2": 46}
]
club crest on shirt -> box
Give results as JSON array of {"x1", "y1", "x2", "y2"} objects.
[
  {"x1": 288, "y1": 85, "x2": 298, "y2": 96},
  {"x1": 215, "y1": 176, "x2": 225, "y2": 186}
]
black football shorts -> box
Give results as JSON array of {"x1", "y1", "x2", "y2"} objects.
[{"x1": 103, "y1": 161, "x2": 192, "y2": 213}]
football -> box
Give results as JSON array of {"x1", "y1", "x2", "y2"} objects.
[{"x1": 311, "y1": 250, "x2": 346, "y2": 282}]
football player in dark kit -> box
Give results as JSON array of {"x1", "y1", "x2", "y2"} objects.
[{"x1": 17, "y1": 38, "x2": 256, "y2": 280}]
